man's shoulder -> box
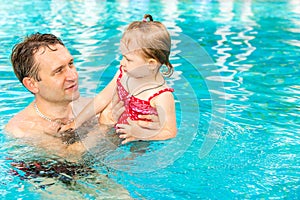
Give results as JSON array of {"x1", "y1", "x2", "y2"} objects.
[
  {"x1": 5, "y1": 105, "x2": 34, "y2": 137},
  {"x1": 5, "y1": 114, "x2": 25, "y2": 137}
]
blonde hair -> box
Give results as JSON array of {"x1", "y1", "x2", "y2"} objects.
[{"x1": 120, "y1": 14, "x2": 173, "y2": 76}]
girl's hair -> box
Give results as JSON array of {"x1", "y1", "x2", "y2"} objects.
[
  {"x1": 121, "y1": 14, "x2": 173, "y2": 76},
  {"x1": 11, "y1": 33, "x2": 64, "y2": 84}
]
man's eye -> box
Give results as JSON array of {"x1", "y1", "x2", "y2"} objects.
[
  {"x1": 69, "y1": 62, "x2": 74, "y2": 67},
  {"x1": 55, "y1": 68, "x2": 63, "y2": 74}
]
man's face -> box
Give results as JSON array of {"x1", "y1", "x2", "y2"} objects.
[{"x1": 34, "y1": 44, "x2": 80, "y2": 104}]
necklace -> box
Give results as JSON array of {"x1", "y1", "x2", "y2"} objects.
[
  {"x1": 34, "y1": 102, "x2": 81, "y2": 145},
  {"x1": 126, "y1": 76, "x2": 165, "y2": 97},
  {"x1": 34, "y1": 102, "x2": 74, "y2": 125},
  {"x1": 34, "y1": 102, "x2": 55, "y2": 123}
]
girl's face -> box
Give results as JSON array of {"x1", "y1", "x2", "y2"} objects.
[{"x1": 120, "y1": 51, "x2": 153, "y2": 78}]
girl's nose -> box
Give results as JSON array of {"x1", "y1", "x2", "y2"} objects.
[{"x1": 120, "y1": 56, "x2": 126, "y2": 66}]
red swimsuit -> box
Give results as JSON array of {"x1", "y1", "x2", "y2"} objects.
[{"x1": 116, "y1": 66, "x2": 174, "y2": 124}]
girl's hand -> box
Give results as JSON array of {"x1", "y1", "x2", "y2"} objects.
[{"x1": 59, "y1": 121, "x2": 75, "y2": 133}]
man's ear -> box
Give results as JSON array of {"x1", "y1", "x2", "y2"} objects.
[
  {"x1": 22, "y1": 77, "x2": 39, "y2": 94},
  {"x1": 148, "y1": 58, "x2": 159, "y2": 70}
]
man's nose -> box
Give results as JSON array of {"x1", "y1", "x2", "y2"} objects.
[{"x1": 66, "y1": 67, "x2": 77, "y2": 80}]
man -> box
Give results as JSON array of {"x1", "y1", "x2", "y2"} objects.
[{"x1": 5, "y1": 33, "x2": 125, "y2": 160}]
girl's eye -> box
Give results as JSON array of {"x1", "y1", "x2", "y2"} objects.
[{"x1": 123, "y1": 56, "x2": 131, "y2": 62}]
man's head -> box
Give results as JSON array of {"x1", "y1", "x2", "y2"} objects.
[{"x1": 11, "y1": 33, "x2": 80, "y2": 103}]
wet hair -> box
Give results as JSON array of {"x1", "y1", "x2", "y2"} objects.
[
  {"x1": 121, "y1": 14, "x2": 173, "y2": 76},
  {"x1": 11, "y1": 33, "x2": 65, "y2": 84}
]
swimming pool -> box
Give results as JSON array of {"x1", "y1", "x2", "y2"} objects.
[{"x1": 1, "y1": 0, "x2": 299, "y2": 199}]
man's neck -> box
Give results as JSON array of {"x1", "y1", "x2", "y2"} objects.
[{"x1": 34, "y1": 99, "x2": 74, "y2": 121}]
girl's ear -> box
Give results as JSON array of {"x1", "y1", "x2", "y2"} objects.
[
  {"x1": 22, "y1": 77, "x2": 39, "y2": 94},
  {"x1": 148, "y1": 58, "x2": 159, "y2": 70}
]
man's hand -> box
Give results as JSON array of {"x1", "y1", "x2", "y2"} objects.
[
  {"x1": 99, "y1": 92, "x2": 125, "y2": 126},
  {"x1": 136, "y1": 115, "x2": 160, "y2": 129},
  {"x1": 111, "y1": 93, "x2": 125, "y2": 123},
  {"x1": 43, "y1": 119, "x2": 62, "y2": 136},
  {"x1": 116, "y1": 115, "x2": 162, "y2": 144}
]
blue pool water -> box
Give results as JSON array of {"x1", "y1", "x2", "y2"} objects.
[{"x1": 1, "y1": 0, "x2": 300, "y2": 199}]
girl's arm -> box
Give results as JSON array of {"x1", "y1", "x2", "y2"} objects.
[
  {"x1": 75, "y1": 71, "x2": 120, "y2": 127},
  {"x1": 61, "y1": 71, "x2": 120, "y2": 131},
  {"x1": 116, "y1": 91, "x2": 177, "y2": 144}
]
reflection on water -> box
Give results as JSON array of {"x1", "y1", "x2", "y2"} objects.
[
  {"x1": 0, "y1": 0, "x2": 300, "y2": 199},
  {"x1": 288, "y1": 0, "x2": 300, "y2": 33}
]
